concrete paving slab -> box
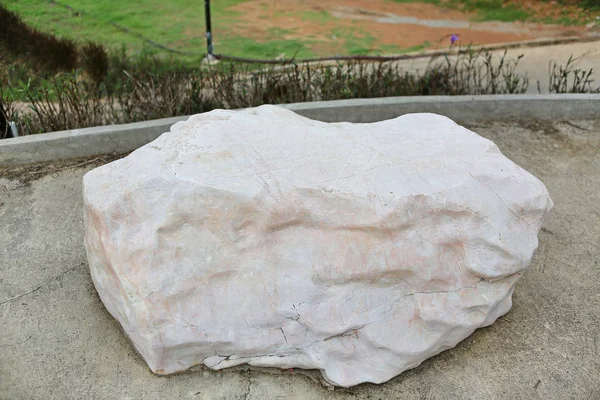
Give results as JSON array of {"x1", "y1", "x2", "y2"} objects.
[{"x1": 1, "y1": 118, "x2": 599, "y2": 399}]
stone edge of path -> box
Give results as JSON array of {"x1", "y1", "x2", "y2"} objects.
[
  {"x1": 364, "y1": 36, "x2": 600, "y2": 64},
  {"x1": 405, "y1": 36, "x2": 600, "y2": 56},
  {"x1": 1, "y1": 94, "x2": 599, "y2": 167}
]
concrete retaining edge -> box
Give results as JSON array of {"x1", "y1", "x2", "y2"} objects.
[{"x1": 1, "y1": 94, "x2": 599, "y2": 167}]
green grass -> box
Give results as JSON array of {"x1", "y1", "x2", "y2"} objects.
[
  {"x1": 4, "y1": 0, "x2": 325, "y2": 62},
  {"x1": 346, "y1": 41, "x2": 433, "y2": 56},
  {"x1": 539, "y1": 15, "x2": 580, "y2": 25},
  {"x1": 461, "y1": 0, "x2": 531, "y2": 22},
  {"x1": 3, "y1": 0, "x2": 426, "y2": 63},
  {"x1": 444, "y1": 0, "x2": 531, "y2": 22},
  {"x1": 390, "y1": 0, "x2": 528, "y2": 21},
  {"x1": 221, "y1": 36, "x2": 317, "y2": 60},
  {"x1": 2, "y1": 0, "x2": 251, "y2": 64},
  {"x1": 2, "y1": 0, "x2": 593, "y2": 68},
  {"x1": 474, "y1": 5, "x2": 531, "y2": 22},
  {"x1": 390, "y1": 0, "x2": 591, "y2": 23},
  {"x1": 390, "y1": 0, "x2": 442, "y2": 4},
  {"x1": 330, "y1": 27, "x2": 376, "y2": 55},
  {"x1": 0, "y1": 0, "x2": 441, "y2": 62},
  {"x1": 583, "y1": 0, "x2": 600, "y2": 10}
]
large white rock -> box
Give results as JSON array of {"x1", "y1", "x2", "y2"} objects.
[{"x1": 83, "y1": 105, "x2": 553, "y2": 387}]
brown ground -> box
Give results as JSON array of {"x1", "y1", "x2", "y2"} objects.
[{"x1": 226, "y1": 0, "x2": 593, "y2": 54}]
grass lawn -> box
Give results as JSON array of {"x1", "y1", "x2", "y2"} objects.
[
  {"x1": 3, "y1": 0, "x2": 245, "y2": 64},
  {"x1": 2, "y1": 0, "x2": 437, "y2": 62},
  {"x1": 391, "y1": 0, "x2": 596, "y2": 23},
  {"x1": 2, "y1": 0, "x2": 595, "y2": 65}
]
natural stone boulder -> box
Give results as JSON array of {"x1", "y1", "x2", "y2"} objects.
[{"x1": 83, "y1": 105, "x2": 553, "y2": 387}]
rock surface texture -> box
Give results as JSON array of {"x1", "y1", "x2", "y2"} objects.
[{"x1": 83, "y1": 105, "x2": 553, "y2": 387}]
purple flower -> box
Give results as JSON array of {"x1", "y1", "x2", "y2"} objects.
[{"x1": 450, "y1": 34, "x2": 459, "y2": 44}]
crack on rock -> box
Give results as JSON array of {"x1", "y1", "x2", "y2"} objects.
[
  {"x1": 285, "y1": 303, "x2": 302, "y2": 321},
  {"x1": 156, "y1": 275, "x2": 522, "y2": 374},
  {"x1": 197, "y1": 271, "x2": 519, "y2": 373},
  {"x1": 323, "y1": 324, "x2": 368, "y2": 341},
  {"x1": 341, "y1": 291, "x2": 356, "y2": 307},
  {"x1": 469, "y1": 172, "x2": 531, "y2": 227},
  {"x1": 296, "y1": 277, "x2": 512, "y2": 352},
  {"x1": 279, "y1": 327, "x2": 289, "y2": 344},
  {"x1": 385, "y1": 280, "x2": 484, "y2": 315}
]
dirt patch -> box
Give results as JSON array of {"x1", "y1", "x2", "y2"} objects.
[
  {"x1": 464, "y1": 118, "x2": 600, "y2": 157},
  {"x1": 225, "y1": 0, "x2": 590, "y2": 55}
]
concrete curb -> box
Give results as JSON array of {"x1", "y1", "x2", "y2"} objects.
[
  {"x1": 384, "y1": 36, "x2": 600, "y2": 62},
  {"x1": 1, "y1": 94, "x2": 599, "y2": 167}
]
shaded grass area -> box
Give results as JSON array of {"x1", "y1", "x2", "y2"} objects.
[
  {"x1": 390, "y1": 0, "x2": 597, "y2": 24},
  {"x1": 390, "y1": 0, "x2": 529, "y2": 21},
  {"x1": 0, "y1": 3, "x2": 78, "y2": 71},
  {"x1": 469, "y1": 3, "x2": 530, "y2": 22},
  {"x1": 222, "y1": 37, "x2": 317, "y2": 60},
  {"x1": 450, "y1": 0, "x2": 531, "y2": 22},
  {"x1": 556, "y1": 0, "x2": 600, "y2": 10},
  {"x1": 391, "y1": 0, "x2": 532, "y2": 22}
]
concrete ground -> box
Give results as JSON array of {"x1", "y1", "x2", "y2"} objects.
[{"x1": 1, "y1": 118, "x2": 599, "y2": 399}]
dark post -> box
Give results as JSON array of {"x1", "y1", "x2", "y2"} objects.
[
  {"x1": 204, "y1": 0, "x2": 213, "y2": 56},
  {"x1": 0, "y1": 104, "x2": 10, "y2": 139}
]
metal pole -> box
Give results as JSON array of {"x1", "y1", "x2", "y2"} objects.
[{"x1": 204, "y1": 0, "x2": 213, "y2": 56}]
